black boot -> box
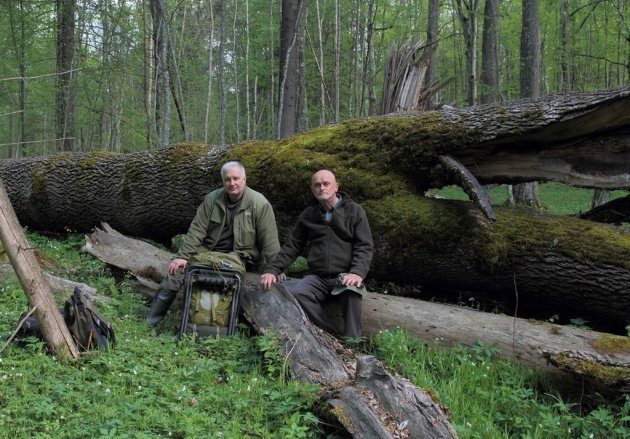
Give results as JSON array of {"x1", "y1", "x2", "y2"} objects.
[{"x1": 147, "y1": 288, "x2": 177, "y2": 327}]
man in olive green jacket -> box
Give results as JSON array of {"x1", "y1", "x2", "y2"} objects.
[{"x1": 147, "y1": 161, "x2": 281, "y2": 326}]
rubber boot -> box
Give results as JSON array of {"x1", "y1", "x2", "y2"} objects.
[{"x1": 147, "y1": 288, "x2": 177, "y2": 327}]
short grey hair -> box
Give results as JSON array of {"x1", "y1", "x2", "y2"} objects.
[{"x1": 220, "y1": 161, "x2": 246, "y2": 179}]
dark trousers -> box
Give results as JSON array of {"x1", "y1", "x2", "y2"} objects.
[{"x1": 290, "y1": 274, "x2": 363, "y2": 338}]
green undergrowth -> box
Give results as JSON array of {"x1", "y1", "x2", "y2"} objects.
[
  {"x1": 1, "y1": 232, "x2": 627, "y2": 438},
  {"x1": 373, "y1": 329, "x2": 629, "y2": 439}
]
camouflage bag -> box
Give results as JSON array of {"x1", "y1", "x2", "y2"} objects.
[{"x1": 187, "y1": 251, "x2": 245, "y2": 328}]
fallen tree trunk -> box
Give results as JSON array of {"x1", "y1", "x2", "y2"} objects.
[
  {"x1": 84, "y1": 225, "x2": 629, "y2": 393},
  {"x1": 3, "y1": 88, "x2": 629, "y2": 330},
  {"x1": 0, "y1": 264, "x2": 110, "y2": 304}
]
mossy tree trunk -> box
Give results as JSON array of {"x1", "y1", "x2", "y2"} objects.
[{"x1": 2, "y1": 88, "x2": 629, "y2": 329}]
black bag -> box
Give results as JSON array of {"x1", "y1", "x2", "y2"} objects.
[
  {"x1": 64, "y1": 286, "x2": 116, "y2": 351},
  {"x1": 17, "y1": 286, "x2": 115, "y2": 352}
]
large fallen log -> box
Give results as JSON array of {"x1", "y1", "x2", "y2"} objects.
[
  {"x1": 3, "y1": 88, "x2": 629, "y2": 330},
  {"x1": 84, "y1": 224, "x2": 629, "y2": 393},
  {"x1": 84, "y1": 226, "x2": 457, "y2": 438}
]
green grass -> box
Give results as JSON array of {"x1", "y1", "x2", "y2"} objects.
[
  {"x1": 427, "y1": 183, "x2": 628, "y2": 216},
  {"x1": 373, "y1": 330, "x2": 629, "y2": 439}
]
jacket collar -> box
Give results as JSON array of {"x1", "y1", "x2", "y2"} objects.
[{"x1": 217, "y1": 186, "x2": 254, "y2": 211}]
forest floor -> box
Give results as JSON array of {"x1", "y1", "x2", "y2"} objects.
[{"x1": 0, "y1": 183, "x2": 628, "y2": 438}]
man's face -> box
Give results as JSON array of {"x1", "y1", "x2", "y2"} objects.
[
  {"x1": 311, "y1": 170, "x2": 339, "y2": 205},
  {"x1": 223, "y1": 166, "x2": 246, "y2": 201}
]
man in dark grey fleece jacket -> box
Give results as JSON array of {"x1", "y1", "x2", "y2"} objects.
[{"x1": 260, "y1": 170, "x2": 373, "y2": 337}]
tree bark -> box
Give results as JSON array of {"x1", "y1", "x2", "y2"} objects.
[
  {"x1": 84, "y1": 224, "x2": 458, "y2": 438},
  {"x1": 2, "y1": 89, "x2": 629, "y2": 329},
  {"x1": 277, "y1": 0, "x2": 304, "y2": 138},
  {"x1": 150, "y1": 0, "x2": 171, "y2": 147},
  {"x1": 84, "y1": 224, "x2": 629, "y2": 394},
  {"x1": 218, "y1": 0, "x2": 227, "y2": 145},
  {"x1": 513, "y1": 0, "x2": 543, "y2": 207},
  {"x1": 480, "y1": 0, "x2": 500, "y2": 104},
  {"x1": 455, "y1": 0, "x2": 480, "y2": 106},
  {"x1": 0, "y1": 179, "x2": 79, "y2": 359},
  {"x1": 203, "y1": 0, "x2": 215, "y2": 144},
  {"x1": 56, "y1": 0, "x2": 76, "y2": 151},
  {"x1": 425, "y1": 0, "x2": 440, "y2": 90}
]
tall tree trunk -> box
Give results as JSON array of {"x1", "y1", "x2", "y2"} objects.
[
  {"x1": 455, "y1": 0, "x2": 480, "y2": 106},
  {"x1": 425, "y1": 0, "x2": 440, "y2": 91},
  {"x1": 360, "y1": 0, "x2": 377, "y2": 117},
  {"x1": 245, "y1": 0, "x2": 251, "y2": 139},
  {"x1": 232, "y1": 0, "x2": 240, "y2": 142},
  {"x1": 315, "y1": 0, "x2": 326, "y2": 126},
  {"x1": 513, "y1": 0, "x2": 542, "y2": 208},
  {"x1": 169, "y1": 36, "x2": 191, "y2": 141},
  {"x1": 56, "y1": 0, "x2": 76, "y2": 151},
  {"x1": 99, "y1": 0, "x2": 112, "y2": 150},
  {"x1": 480, "y1": 0, "x2": 500, "y2": 103},
  {"x1": 520, "y1": 0, "x2": 541, "y2": 97},
  {"x1": 8, "y1": 0, "x2": 26, "y2": 158},
  {"x1": 142, "y1": 0, "x2": 153, "y2": 147},
  {"x1": 334, "y1": 0, "x2": 340, "y2": 122},
  {"x1": 277, "y1": 0, "x2": 304, "y2": 139},
  {"x1": 218, "y1": 0, "x2": 227, "y2": 145},
  {"x1": 150, "y1": 0, "x2": 171, "y2": 147},
  {"x1": 559, "y1": 0, "x2": 571, "y2": 92},
  {"x1": 296, "y1": 4, "x2": 309, "y2": 132},
  {"x1": 268, "y1": 0, "x2": 276, "y2": 137},
  {"x1": 203, "y1": 0, "x2": 215, "y2": 144}
]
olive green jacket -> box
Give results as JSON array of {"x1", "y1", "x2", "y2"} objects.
[{"x1": 177, "y1": 187, "x2": 281, "y2": 270}]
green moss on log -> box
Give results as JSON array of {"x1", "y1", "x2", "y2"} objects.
[
  {"x1": 79, "y1": 150, "x2": 117, "y2": 170},
  {"x1": 486, "y1": 207, "x2": 630, "y2": 271},
  {"x1": 360, "y1": 195, "x2": 629, "y2": 277},
  {"x1": 549, "y1": 352, "x2": 630, "y2": 387},
  {"x1": 591, "y1": 333, "x2": 630, "y2": 353}
]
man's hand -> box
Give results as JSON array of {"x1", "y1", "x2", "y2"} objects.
[
  {"x1": 168, "y1": 258, "x2": 188, "y2": 275},
  {"x1": 342, "y1": 273, "x2": 363, "y2": 287},
  {"x1": 260, "y1": 273, "x2": 277, "y2": 291}
]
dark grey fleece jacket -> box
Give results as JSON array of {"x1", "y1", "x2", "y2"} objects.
[{"x1": 265, "y1": 192, "x2": 373, "y2": 278}]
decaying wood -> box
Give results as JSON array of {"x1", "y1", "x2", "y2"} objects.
[
  {"x1": 2, "y1": 88, "x2": 629, "y2": 330},
  {"x1": 84, "y1": 224, "x2": 629, "y2": 393},
  {"x1": 0, "y1": 263, "x2": 110, "y2": 304},
  {"x1": 84, "y1": 225, "x2": 457, "y2": 438},
  {"x1": 358, "y1": 294, "x2": 629, "y2": 392},
  {"x1": 0, "y1": 179, "x2": 79, "y2": 359}
]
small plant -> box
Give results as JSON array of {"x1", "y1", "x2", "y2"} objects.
[{"x1": 569, "y1": 317, "x2": 590, "y2": 329}]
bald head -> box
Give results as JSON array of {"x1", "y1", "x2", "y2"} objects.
[{"x1": 311, "y1": 169, "x2": 339, "y2": 209}]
